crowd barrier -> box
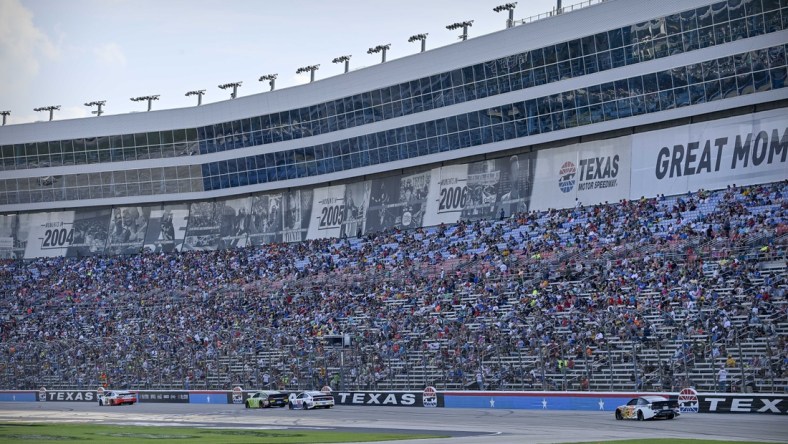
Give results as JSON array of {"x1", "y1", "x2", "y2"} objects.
[{"x1": 0, "y1": 388, "x2": 784, "y2": 414}]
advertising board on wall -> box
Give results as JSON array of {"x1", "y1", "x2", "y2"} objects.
[
  {"x1": 630, "y1": 109, "x2": 787, "y2": 199},
  {"x1": 23, "y1": 211, "x2": 77, "y2": 258},
  {"x1": 105, "y1": 206, "x2": 151, "y2": 256},
  {"x1": 0, "y1": 214, "x2": 25, "y2": 260},
  {"x1": 424, "y1": 165, "x2": 468, "y2": 226},
  {"x1": 136, "y1": 391, "x2": 190, "y2": 403},
  {"x1": 282, "y1": 190, "x2": 313, "y2": 243},
  {"x1": 66, "y1": 208, "x2": 112, "y2": 258},
  {"x1": 332, "y1": 390, "x2": 445, "y2": 408},
  {"x1": 695, "y1": 394, "x2": 788, "y2": 414},
  {"x1": 307, "y1": 185, "x2": 346, "y2": 240},
  {"x1": 529, "y1": 137, "x2": 631, "y2": 211},
  {"x1": 39, "y1": 390, "x2": 97, "y2": 402},
  {"x1": 143, "y1": 205, "x2": 190, "y2": 253},
  {"x1": 8, "y1": 110, "x2": 786, "y2": 260},
  {"x1": 216, "y1": 197, "x2": 251, "y2": 250},
  {"x1": 182, "y1": 201, "x2": 223, "y2": 251}
]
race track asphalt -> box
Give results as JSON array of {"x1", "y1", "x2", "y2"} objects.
[{"x1": 0, "y1": 402, "x2": 785, "y2": 443}]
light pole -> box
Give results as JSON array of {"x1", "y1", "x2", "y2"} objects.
[
  {"x1": 367, "y1": 44, "x2": 391, "y2": 63},
  {"x1": 446, "y1": 20, "x2": 474, "y2": 41},
  {"x1": 493, "y1": 3, "x2": 517, "y2": 29},
  {"x1": 130, "y1": 95, "x2": 160, "y2": 112},
  {"x1": 259, "y1": 74, "x2": 278, "y2": 91},
  {"x1": 332, "y1": 55, "x2": 351, "y2": 73},
  {"x1": 296, "y1": 65, "x2": 320, "y2": 83},
  {"x1": 408, "y1": 33, "x2": 428, "y2": 53},
  {"x1": 218, "y1": 81, "x2": 242, "y2": 99},
  {"x1": 0, "y1": 111, "x2": 9, "y2": 126},
  {"x1": 185, "y1": 90, "x2": 206, "y2": 106},
  {"x1": 33, "y1": 105, "x2": 60, "y2": 121},
  {"x1": 84, "y1": 100, "x2": 106, "y2": 117}
]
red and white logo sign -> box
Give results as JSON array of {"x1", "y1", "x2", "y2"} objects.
[
  {"x1": 679, "y1": 387, "x2": 699, "y2": 413},
  {"x1": 423, "y1": 386, "x2": 437, "y2": 408},
  {"x1": 232, "y1": 386, "x2": 244, "y2": 404}
]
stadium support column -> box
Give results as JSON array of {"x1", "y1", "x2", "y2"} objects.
[
  {"x1": 632, "y1": 339, "x2": 639, "y2": 391},
  {"x1": 736, "y1": 330, "x2": 745, "y2": 393},
  {"x1": 606, "y1": 341, "x2": 613, "y2": 391},
  {"x1": 538, "y1": 340, "x2": 547, "y2": 390},
  {"x1": 682, "y1": 334, "x2": 689, "y2": 388}
]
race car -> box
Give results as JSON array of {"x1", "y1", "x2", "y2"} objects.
[
  {"x1": 245, "y1": 390, "x2": 289, "y2": 408},
  {"x1": 615, "y1": 395, "x2": 679, "y2": 420},
  {"x1": 288, "y1": 391, "x2": 335, "y2": 410},
  {"x1": 98, "y1": 390, "x2": 137, "y2": 406}
]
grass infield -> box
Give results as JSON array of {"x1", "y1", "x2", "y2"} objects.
[{"x1": 0, "y1": 422, "x2": 445, "y2": 443}]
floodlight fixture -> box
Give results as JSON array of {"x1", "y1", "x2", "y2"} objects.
[
  {"x1": 493, "y1": 2, "x2": 517, "y2": 28},
  {"x1": 33, "y1": 105, "x2": 61, "y2": 121},
  {"x1": 367, "y1": 44, "x2": 391, "y2": 63},
  {"x1": 130, "y1": 95, "x2": 160, "y2": 112},
  {"x1": 259, "y1": 74, "x2": 278, "y2": 91},
  {"x1": 218, "y1": 81, "x2": 243, "y2": 99},
  {"x1": 408, "y1": 33, "x2": 429, "y2": 53},
  {"x1": 185, "y1": 90, "x2": 206, "y2": 106},
  {"x1": 446, "y1": 20, "x2": 474, "y2": 41},
  {"x1": 0, "y1": 110, "x2": 10, "y2": 126},
  {"x1": 296, "y1": 65, "x2": 320, "y2": 83},
  {"x1": 84, "y1": 100, "x2": 106, "y2": 117},
  {"x1": 332, "y1": 55, "x2": 352, "y2": 73}
]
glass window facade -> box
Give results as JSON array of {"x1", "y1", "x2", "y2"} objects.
[
  {"x1": 1, "y1": 42, "x2": 784, "y2": 206},
  {"x1": 1, "y1": 0, "x2": 785, "y2": 172}
]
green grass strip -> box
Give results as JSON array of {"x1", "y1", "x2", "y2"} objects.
[{"x1": 0, "y1": 423, "x2": 446, "y2": 443}]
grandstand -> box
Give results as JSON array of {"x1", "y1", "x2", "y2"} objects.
[{"x1": 0, "y1": 0, "x2": 786, "y2": 395}]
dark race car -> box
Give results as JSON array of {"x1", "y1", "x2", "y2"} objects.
[{"x1": 245, "y1": 390, "x2": 289, "y2": 408}]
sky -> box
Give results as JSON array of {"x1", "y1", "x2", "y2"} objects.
[{"x1": 0, "y1": 0, "x2": 566, "y2": 125}]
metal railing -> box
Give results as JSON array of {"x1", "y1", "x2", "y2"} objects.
[{"x1": 514, "y1": 0, "x2": 608, "y2": 26}]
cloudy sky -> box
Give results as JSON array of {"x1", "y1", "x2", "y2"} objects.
[{"x1": 1, "y1": 0, "x2": 565, "y2": 125}]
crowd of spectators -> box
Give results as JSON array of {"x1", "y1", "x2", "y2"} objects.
[{"x1": 0, "y1": 181, "x2": 785, "y2": 393}]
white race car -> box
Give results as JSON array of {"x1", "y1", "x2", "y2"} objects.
[
  {"x1": 98, "y1": 390, "x2": 137, "y2": 406},
  {"x1": 615, "y1": 395, "x2": 679, "y2": 420},
  {"x1": 288, "y1": 390, "x2": 335, "y2": 410}
]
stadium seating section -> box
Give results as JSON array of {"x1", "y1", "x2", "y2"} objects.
[{"x1": 1, "y1": 181, "x2": 785, "y2": 394}]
